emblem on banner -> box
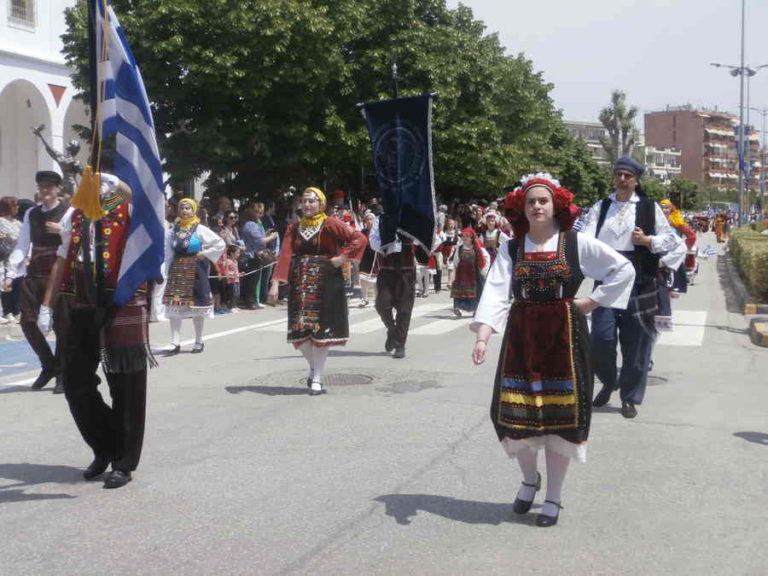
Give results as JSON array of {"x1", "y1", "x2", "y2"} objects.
[{"x1": 373, "y1": 123, "x2": 426, "y2": 187}]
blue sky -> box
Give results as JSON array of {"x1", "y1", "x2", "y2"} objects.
[{"x1": 446, "y1": 0, "x2": 768, "y2": 133}]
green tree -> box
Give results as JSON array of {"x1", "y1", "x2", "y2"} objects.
[
  {"x1": 667, "y1": 178, "x2": 699, "y2": 210},
  {"x1": 62, "y1": 0, "x2": 605, "y2": 203},
  {"x1": 598, "y1": 90, "x2": 638, "y2": 166}
]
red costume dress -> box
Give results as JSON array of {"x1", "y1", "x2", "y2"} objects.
[{"x1": 273, "y1": 217, "x2": 366, "y2": 347}]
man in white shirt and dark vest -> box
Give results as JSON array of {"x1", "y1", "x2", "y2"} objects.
[
  {"x1": 582, "y1": 157, "x2": 677, "y2": 418},
  {"x1": 10, "y1": 171, "x2": 73, "y2": 392}
]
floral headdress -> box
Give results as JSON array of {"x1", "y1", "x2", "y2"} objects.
[{"x1": 503, "y1": 172, "x2": 580, "y2": 237}]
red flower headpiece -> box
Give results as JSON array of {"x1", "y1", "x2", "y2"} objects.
[{"x1": 503, "y1": 172, "x2": 580, "y2": 238}]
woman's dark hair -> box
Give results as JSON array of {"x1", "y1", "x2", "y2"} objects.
[{"x1": 0, "y1": 196, "x2": 18, "y2": 218}]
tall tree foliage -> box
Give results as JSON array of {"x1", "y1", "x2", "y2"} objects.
[
  {"x1": 598, "y1": 90, "x2": 638, "y2": 166},
  {"x1": 62, "y1": 0, "x2": 605, "y2": 204}
]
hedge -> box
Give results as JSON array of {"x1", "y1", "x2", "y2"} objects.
[{"x1": 730, "y1": 228, "x2": 768, "y2": 302}]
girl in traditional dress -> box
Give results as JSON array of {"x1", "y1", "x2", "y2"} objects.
[
  {"x1": 441, "y1": 218, "x2": 459, "y2": 288},
  {"x1": 481, "y1": 210, "x2": 503, "y2": 263},
  {"x1": 450, "y1": 228, "x2": 490, "y2": 317},
  {"x1": 163, "y1": 198, "x2": 225, "y2": 355},
  {"x1": 471, "y1": 173, "x2": 634, "y2": 527},
  {"x1": 267, "y1": 187, "x2": 366, "y2": 395}
]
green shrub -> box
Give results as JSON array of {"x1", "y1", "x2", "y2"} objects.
[{"x1": 730, "y1": 229, "x2": 768, "y2": 302}]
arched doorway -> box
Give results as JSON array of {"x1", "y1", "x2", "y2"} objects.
[{"x1": 0, "y1": 79, "x2": 52, "y2": 200}]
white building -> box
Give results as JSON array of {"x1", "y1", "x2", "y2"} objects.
[{"x1": 0, "y1": 0, "x2": 87, "y2": 200}]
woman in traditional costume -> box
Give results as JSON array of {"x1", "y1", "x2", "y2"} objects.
[
  {"x1": 163, "y1": 198, "x2": 225, "y2": 355},
  {"x1": 480, "y1": 210, "x2": 503, "y2": 263},
  {"x1": 267, "y1": 187, "x2": 366, "y2": 396},
  {"x1": 450, "y1": 228, "x2": 490, "y2": 317},
  {"x1": 471, "y1": 173, "x2": 634, "y2": 527}
]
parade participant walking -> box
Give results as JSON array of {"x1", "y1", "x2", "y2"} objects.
[
  {"x1": 10, "y1": 171, "x2": 73, "y2": 391},
  {"x1": 441, "y1": 218, "x2": 459, "y2": 288},
  {"x1": 450, "y1": 228, "x2": 490, "y2": 318},
  {"x1": 358, "y1": 212, "x2": 379, "y2": 308},
  {"x1": 41, "y1": 169, "x2": 152, "y2": 488},
  {"x1": 471, "y1": 173, "x2": 634, "y2": 527},
  {"x1": 162, "y1": 198, "x2": 225, "y2": 355},
  {"x1": 267, "y1": 187, "x2": 366, "y2": 395},
  {"x1": 582, "y1": 157, "x2": 677, "y2": 418},
  {"x1": 369, "y1": 219, "x2": 428, "y2": 359}
]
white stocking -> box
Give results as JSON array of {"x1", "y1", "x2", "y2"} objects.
[
  {"x1": 192, "y1": 316, "x2": 205, "y2": 344},
  {"x1": 515, "y1": 446, "x2": 539, "y2": 502},
  {"x1": 298, "y1": 341, "x2": 314, "y2": 380},
  {"x1": 542, "y1": 447, "x2": 570, "y2": 517},
  {"x1": 311, "y1": 346, "x2": 329, "y2": 384},
  {"x1": 170, "y1": 317, "x2": 182, "y2": 346}
]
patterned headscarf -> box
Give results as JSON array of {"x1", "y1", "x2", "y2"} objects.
[
  {"x1": 177, "y1": 198, "x2": 201, "y2": 229},
  {"x1": 660, "y1": 199, "x2": 686, "y2": 229}
]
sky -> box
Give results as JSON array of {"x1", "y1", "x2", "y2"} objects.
[{"x1": 446, "y1": 0, "x2": 768, "y2": 134}]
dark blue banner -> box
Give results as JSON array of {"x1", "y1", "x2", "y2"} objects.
[{"x1": 361, "y1": 94, "x2": 436, "y2": 252}]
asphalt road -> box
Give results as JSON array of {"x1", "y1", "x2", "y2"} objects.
[{"x1": 1, "y1": 235, "x2": 767, "y2": 576}]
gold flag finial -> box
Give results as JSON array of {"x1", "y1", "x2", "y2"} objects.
[{"x1": 71, "y1": 165, "x2": 103, "y2": 220}]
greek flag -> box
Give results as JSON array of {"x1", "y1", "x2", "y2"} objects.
[{"x1": 96, "y1": 0, "x2": 164, "y2": 306}]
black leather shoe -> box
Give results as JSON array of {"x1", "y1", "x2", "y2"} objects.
[
  {"x1": 191, "y1": 342, "x2": 205, "y2": 354},
  {"x1": 512, "y1": 472, "x2": 541, "y2": 514},
  {"x1": 393, "y1": 348, "x2": 406, "y2": 359},
  {"x1": 31, "y1": 369, "x2": 55, "y2": 390},
  {"x1": 385, "y1": 334, "x2": 394, "y2": 352},
  {"x1": 592, "y1": 384, "x2": 614, "y2": 407},
  {"x1": 621, "y1": 401, "x2": 638, "y2": 419},
  {"x1": 536, "y1": 500, "x2": 563, "y2": 527},
  {"x1": 104, "y1": 469, "x2": 132, "y2": 489},
  {"x1": 164, "y1": 345, "x2": 181, "y2": 356},
  {"x1": 52, "y1": 376, "x2": 65, "y2": 394},
  {"x1": 83, "y1": 456, "x2": 111, "y2": 480}
]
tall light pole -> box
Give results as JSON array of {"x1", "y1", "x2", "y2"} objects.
[
  {"x1": 709, "y1": 0, "x2": 764, "y2": 225},
  {"x1": 711, "y1": 61, "x2": 768, "y2": 222}
]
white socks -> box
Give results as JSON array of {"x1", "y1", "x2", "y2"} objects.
[
  {"x1": 169, "y1": 318, "x2": 182, "y2": 346},
  {"x1": 515, "y1": 446, "x2": 539, "y2": 502},
  {"x1": 192, "y1": 317, "x2": 204, "y2": 344},
  {"x1": 542, "y1": 449, "x2": 569, "y2": 516},
  {"x1": 311, "y1": 346, "x2": 329, "y2": 385}
]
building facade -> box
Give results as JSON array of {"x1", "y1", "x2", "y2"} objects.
[
  {"x1": 644, "y1": 106, "x2": 760, "y2": 191},
  {"x1": 0, "y1": 0, "x2": 87, "y2": 200},
  {"x1": 563, "y1": 120, "x2": 611, "y2": 167}
]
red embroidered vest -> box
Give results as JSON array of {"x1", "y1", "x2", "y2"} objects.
[{"x1": 60, "y1": 194, "x2": 130, "y2": 295}]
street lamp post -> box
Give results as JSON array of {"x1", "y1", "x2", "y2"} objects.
[{"x1": 711, "y1": 62, "x2": 768, "y2": 223}]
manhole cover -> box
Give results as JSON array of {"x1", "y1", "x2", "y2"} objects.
[
  {"x1": 298, "y1": 373, "x2": 374, "y2": 386},
  {"x1": 647, "y1": 375, "x2": 668, "y2": 386}
]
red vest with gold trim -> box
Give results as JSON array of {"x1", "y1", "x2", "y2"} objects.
[{"x1": 60, "y1": 194, "x2": 130, "y2": 295}]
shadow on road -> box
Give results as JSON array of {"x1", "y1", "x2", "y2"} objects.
[
  {"x1": 374, "y1": 494, "x2": 536, "y2": 526},
  {"x1": 225, "y1": 385, "x2": 308, "y2": 396},
  {"x1": 733, "y1": 431, "x2": 768, "y2": 445},
  {"x1": 0, "y1": 385, "x2": 34, "y2": 395},
  {"x1": 716, "y1": 253, "x2": 747, "y2": 315},
  {"x1": 0, "y1": 463, "x2": 81, "y2": 503}
]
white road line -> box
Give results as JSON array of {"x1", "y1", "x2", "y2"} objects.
[
  {"x1": 410, "y1": 317, "x2": 471, "y2": 335},
  {"x1": 657, "y1": 310, "x2": 708, "y2": 347}
]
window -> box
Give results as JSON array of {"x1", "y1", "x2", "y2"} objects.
[{"x1": 9, "y1": 0, "x2": 36, "y2": 26}]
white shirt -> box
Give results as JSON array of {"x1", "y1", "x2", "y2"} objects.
[
  {"x1": 471, "y1": 234, "x2": 636, "y2": 335},
  {"x1": 581, "y1": 192, "x2": 678, "y2": 254}
]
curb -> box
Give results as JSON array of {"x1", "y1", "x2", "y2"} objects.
[
  {"x1": 744, "y1": 303, "x2": 768, "y2": 315},
  {"x1": 723, "y1": 253, "x2": 768, "y2": 316},
  {"x1": 749, "y1": 318, "x2": 768, "y2": 347}
]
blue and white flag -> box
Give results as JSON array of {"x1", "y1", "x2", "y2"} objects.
[{"x1": 95, "y1": 0, "x2": 165, "y2": 306}]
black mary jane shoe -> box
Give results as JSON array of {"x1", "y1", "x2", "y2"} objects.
[
  {"x1": 536, "y1": 500, "x2": 563, "y2": 527},
  {"x1": 83, "y1": 455, "x2": 111, "y2": 480},
  {"x1": 190, "y1": 342, "x2": 205, "y2": 354},
  {"x1": 164, "y1": 345, "x2": 181, "y2": 357},
  {"x1": 512, "y1": 472, "x2": 541, "y2": 514},
  {"x1": 384, "y1": 334, "x2": 395, "y2": 353}
]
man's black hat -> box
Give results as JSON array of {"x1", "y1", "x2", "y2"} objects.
[{"x1": 35, "y1": 170, "x2": 63, "y2": 186}]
